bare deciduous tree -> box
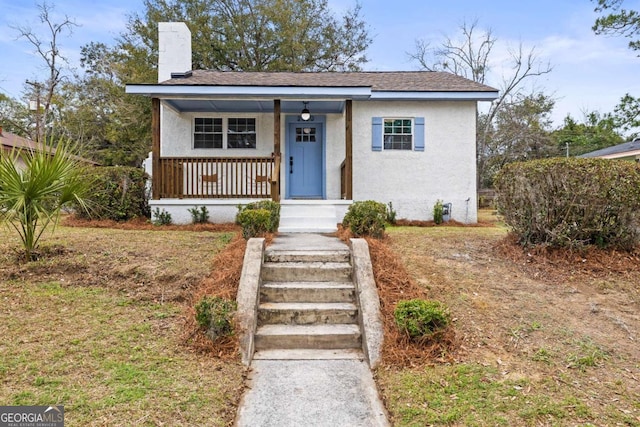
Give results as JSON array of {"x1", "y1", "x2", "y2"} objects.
[
  {"x1": 409, "y1": 20, "x2": 553, "y2": 188},
  {"x1": 12, "y1": 1, "x2": 78, "y2": 142}
]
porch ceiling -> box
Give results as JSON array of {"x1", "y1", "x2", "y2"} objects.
[{"x1": 163, "y1": 99, "x2": 346, "y2": 114}]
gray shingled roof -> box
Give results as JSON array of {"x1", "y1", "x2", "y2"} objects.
[
  {"x1": 161, "y1": 70, "x2": 498, "y2": 93},
  {"x1": 578, "y1": 138, "x2": 640, "y2": 158}
]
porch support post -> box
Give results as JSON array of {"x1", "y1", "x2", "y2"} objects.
[
  {"x1": 345, "y1": 99, "x2": 353, "y2": 200},
  {"x1": 272, "y1": 99, "x2": 281, "y2": 202},
  {"x1": 152, "y1": 97, "x2": 160, "y2": 200}
]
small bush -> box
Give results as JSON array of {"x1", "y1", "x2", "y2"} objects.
[
  {"x1": 494, "y1": 158, "x2": 640, "y2": 249},
  {"x1": 195, "y1": 296, "x2": 237, "y2": 341},
  {"x1": 188, "y1": 205, "x2": 210, "y2": 224},
  {"x1": 394, "y1": 299, "x2": 451, "y2": 341},
  {"x1": 152, "y1": 208, "x2": 172, "y2": 226},
  {"x1": 74, "y1": 166, "x2": 150, "y2": 221},
  {"x1": 236, "y1": 201, "x2": 280, "y2": 238},
  {"x1": 236, "y1": 208, "x2": 271, "y2": 239},
  {"x1": 343, "y1": 200, "x2": 387, "y2": 238},
  {"x1": 433, "y1": 200, "x2": 444, "y2": 225}
]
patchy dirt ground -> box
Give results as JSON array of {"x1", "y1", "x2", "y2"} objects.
[{"x1": 380, "y1": 218, "x2": 640, "y2": 425}]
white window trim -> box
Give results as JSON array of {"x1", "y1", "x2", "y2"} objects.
[
  {"x1": 192, "y1": 115, "x2": 258, "y2": 150},
  {"x1": 383, "y1": 117, "x2": 414, "y2": 151}
]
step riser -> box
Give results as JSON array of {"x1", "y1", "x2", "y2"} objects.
[
  {"x1": 254, "y1": 334, "x2": 362, "y2": 350},
  {"x1": 265, "y1": 251, "x2": 350, "y2": 263},
  {"x1": 258, "y1": 308, "x2": 358, "y2": 325},
  {"x1": 261, "y1": 287, "x2": 354, "y2": 303},
  {"x1": 262, "y1": 265, "x2": 352, "y2": 282}
]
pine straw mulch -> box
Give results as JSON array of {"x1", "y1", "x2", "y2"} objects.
[
  {"x1": 63, "y1": 215, "x2": 240, "y2": 233},
  {"x1": 495, "y1": 233, "x2": 640, "y2": 282},
  {"x1": 180, "y1": 233, "x2": 275, "y2": 359},
  {"x1": 394, "y1": 218, "x2": 495, "y2": 228},
  {"x1": 336, "y1": 227, "x2": 458, "y2": 368}
]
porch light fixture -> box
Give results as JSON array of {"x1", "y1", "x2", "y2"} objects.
[{"x1": 300, "y1": 101, "x2": 311, "y2": 121}]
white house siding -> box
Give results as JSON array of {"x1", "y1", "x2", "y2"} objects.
[{"x1": 351, "y1": 100, "x2": 478, "y2": 223}]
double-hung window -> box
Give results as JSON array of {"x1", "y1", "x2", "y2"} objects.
[
  {"x1": 383, "y1": 118, "x2": 413, "y2": 150},
  {"x1": 194, "y1": 117, "x2": 256, "y2": 149},
  {"x1": 194, "y1": 118, "x2": 223, "y2": 149},
  {"x1": 372, "y1": 116, "x2": 425, "y2": 152},
  {"x1": 227, "y1": 118, "x2": 256, "y2": 148}
]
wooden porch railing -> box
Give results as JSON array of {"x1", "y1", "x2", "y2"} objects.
[{"x1": 157, "y1": 156, "x2": 278, "y2": 199}]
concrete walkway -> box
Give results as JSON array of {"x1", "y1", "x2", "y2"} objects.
[
  {"x1": 235, "y1": 359, "x2": 389, "y2": 426},
  {"x1": 234, "y1": 234, "x2": 390, "y2": 427}
]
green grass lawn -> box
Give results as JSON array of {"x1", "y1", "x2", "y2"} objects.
[{"x1": 0, "y1": 225, "x2": 245, "y2": 426}]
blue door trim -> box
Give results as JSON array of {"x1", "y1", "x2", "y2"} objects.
[{"x1": 285, "y1": 115, "x2": 326, "y2": 199}]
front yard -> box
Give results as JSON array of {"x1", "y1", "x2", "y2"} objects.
[
  {"x1": 378, "y1": 222, "x2": 640, "y2": 426},
  {"x1": 0, "y1": 224, "x2": 245, "y2": 426},
  {"x1": 1, "y1": 214, "x2": 638, "y2": 426}
]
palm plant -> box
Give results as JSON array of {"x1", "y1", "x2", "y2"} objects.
[{"x1": 0, "y1": 139, "x2": 91, "y2": 261}]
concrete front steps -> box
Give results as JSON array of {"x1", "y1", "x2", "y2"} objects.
[{"x1": 253, "y1": 242, "x2": 364, "y2": 360}]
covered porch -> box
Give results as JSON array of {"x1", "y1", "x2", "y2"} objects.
[{"x1": 148, "y1": 97, "x2": 356, "y2": 203}]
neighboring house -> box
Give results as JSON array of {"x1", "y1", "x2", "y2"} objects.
[
  {"x1": 0, "y1": 126, "x2": 99, "y2": 169},
  {"x1": 578, "y1": 137, "x2": 640, "y2": 161},
  {"x1": 126, "y1": 23, "x2": 499, "y2": 230},
  {"x1": 1, "y1": 126, "x2": 47, "y2": 170}
]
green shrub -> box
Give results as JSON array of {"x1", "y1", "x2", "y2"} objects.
[
  {"x1": 195, "y1": 296, "x2": 237, "y2": 341},
  {"x1": 394, "y1": 299, "x2": 451, "y2": 341},
  {"x1": 343, "y1": 200, "x2": 387, "y2": 238},
  {"x1": 188, "y1": 205, "x2": 210, "y2": 224},
  {"x1": 433, "y1": 199, "x2": 444, "y2": 224},
  {"x1": 236, "y1": 201, "x2": 280, "y2": 238},
  {"x1": 152, "y1": 208, "x2": 172, "y2": 226},
  {"x1": 236, "y1": 208, "x2": 271, "y2": 239},
  {"x1": 494, "y1": 158, "x2": 640, "y2": 249},
  {"x1": 74, "y1": 166, "x2": 150, "y2": 221}
]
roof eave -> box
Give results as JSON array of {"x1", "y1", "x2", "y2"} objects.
[
  {"x1": 126, "y1": 84, "x2": 499, "y2": 101},
  {"x1": 371, "y1": 91, "x2": 499, "y2": 101},
  {"x1": 125, "y1": 84, "x2": 372, "y2": 99}
]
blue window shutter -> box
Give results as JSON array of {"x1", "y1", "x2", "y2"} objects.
[
  {"x1": 414, "y1": 117, "x2": 425, "y2": 151},
  {"x1": 372, "y1": 117, "x2": 383, "y2": 151}
]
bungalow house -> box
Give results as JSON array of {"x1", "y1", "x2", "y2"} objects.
[{"x1": 126, "y1": 23, "x2": 498, "y2": 231}]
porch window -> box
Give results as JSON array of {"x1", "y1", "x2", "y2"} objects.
[
  {"x1": 194, "y1": 118, "x2": 223, "y2": 148},
  {"x1": 227, "y1": 118, "x2": 257, "y2": 149},
  {"x1": 383, "y1": 118, "x2": 412, "y2": 150},
  {"x1": 194, "y1": 117, "x2": 256, "y2": 149}
]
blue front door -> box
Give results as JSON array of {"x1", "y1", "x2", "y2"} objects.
[{"x1": 287, "y1": 122, "x2": 324, "y2": 198}]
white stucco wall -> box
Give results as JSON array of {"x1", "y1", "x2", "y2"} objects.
[
  {"x1": 351, "y1": 100, "x2": 478, "y2": 223},
  {"x1": 158, "y1": 100, "x2": 479, "y2": 223},
  {"x1": 160, "y1": 109, "x2": 275, "y2": 158}
]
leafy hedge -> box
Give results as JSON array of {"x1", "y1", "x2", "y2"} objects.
[
  {"x1": 494, "y1": 158, "x2": 640, "y2": 249},
  {"x1": 74, "y1": 166, "x2": 150, "y2": 221}
]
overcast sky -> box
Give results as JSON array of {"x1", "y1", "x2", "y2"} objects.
[{"x1": 1, "y1": 0, "x2": 639, "y2": 128}]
